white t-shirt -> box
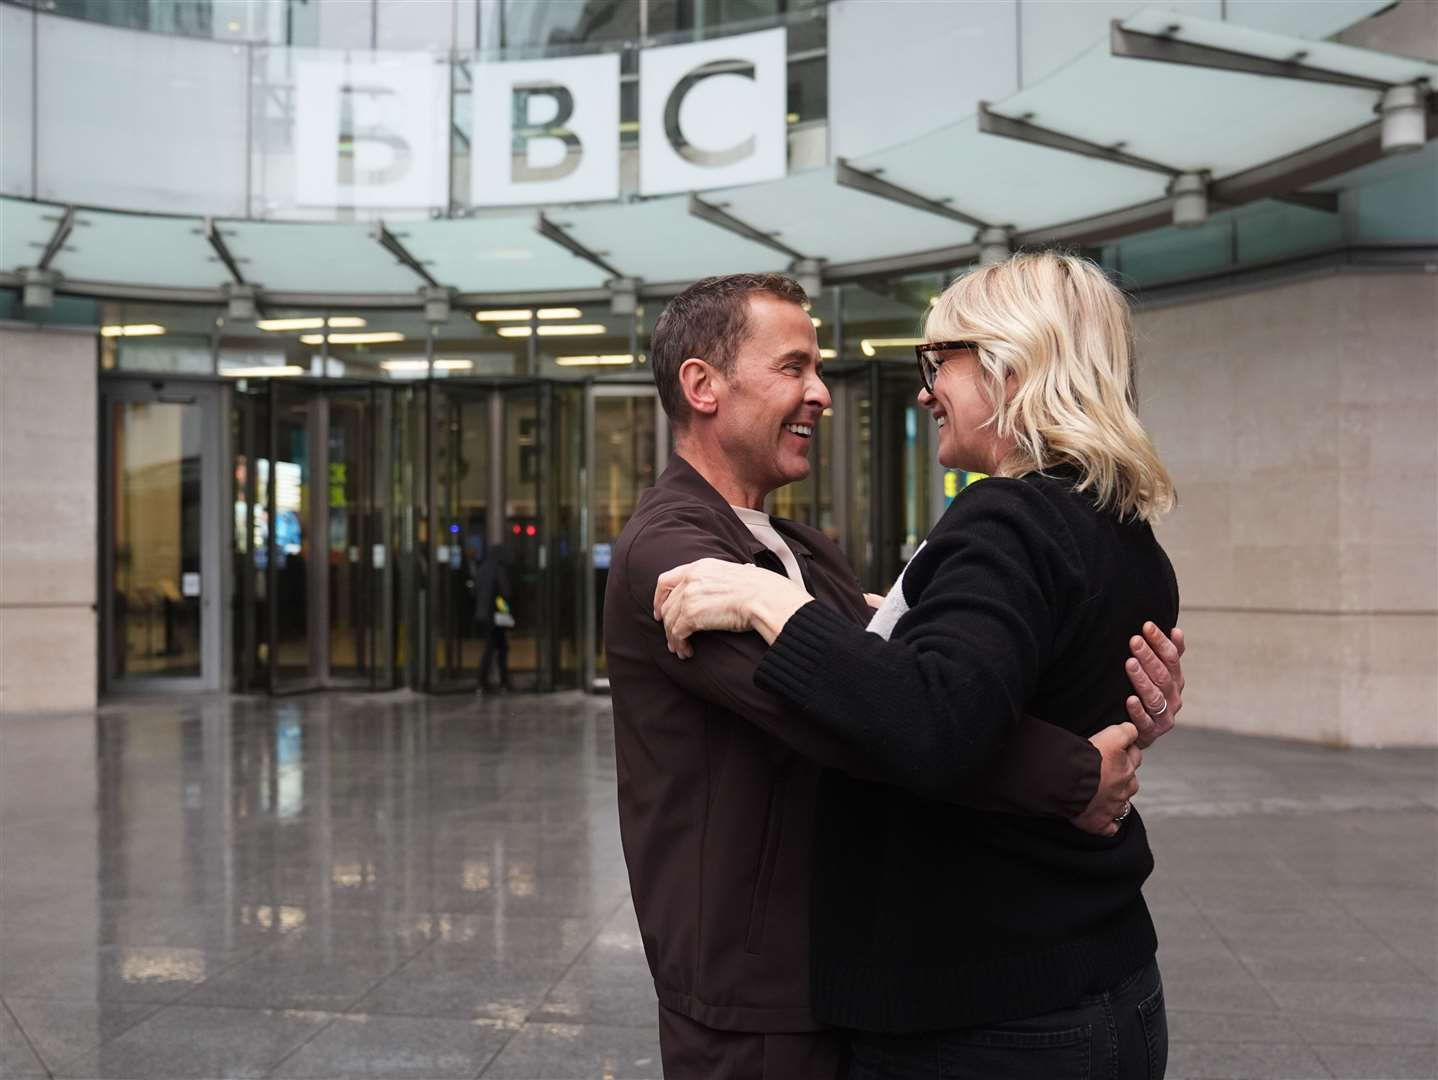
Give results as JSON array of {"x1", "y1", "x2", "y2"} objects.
[{"x1": 730, "y1": 506, "x2": 808, "y2": 592}]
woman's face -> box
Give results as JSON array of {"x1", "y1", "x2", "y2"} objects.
[{"x1": 917, "y1": 346, "x2": 1008, "y2": 472}]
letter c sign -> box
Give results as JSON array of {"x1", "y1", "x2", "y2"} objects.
[{"x1": 639, "y1": 28, "x2": 787, "y2": 197}]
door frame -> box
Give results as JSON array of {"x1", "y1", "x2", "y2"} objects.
[
  {"x1": 582, "y1": 382, "x2": 669, "y2": 692},
  {"x1": 99, "y1": 377, "x2": 226, "y2": 695}
]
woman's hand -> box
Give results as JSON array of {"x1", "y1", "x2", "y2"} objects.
[
  {"x1": 1072, "y1": 722, "x2": 1141, "y2": 837},
  {"x1": 1123, "y1": 623, "x2": 1185, "y2": 749},
  {"x1": 654, "y1": 558, "x2": 810, "y2": 658}
]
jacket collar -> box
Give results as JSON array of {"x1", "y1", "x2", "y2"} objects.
[{"x1": 657, "y1": 453, "x2": 812, "y2": 559}]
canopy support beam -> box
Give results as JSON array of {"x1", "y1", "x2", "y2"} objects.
[
  {"x1": 835, "y1": 158, "x2": 989, "y2": 229},
  {"x1": 978, "y1": 103, "x2": 1177, "y2": 176},
  {"x1": 536, "y1": 213, "x2": 625, "y2": 280},
  {"x1": 205, "y1": 218, "x2": 247, "y2": 284},
  {"x1": 688, "y1": 195, "x2": 808, "y2": 261},
  {"x1": 1110, "y1": 21, "x2": 1392, "y2": 92},
  {"x1": 37, "y1": 206, "x2": 76, "y2": 270},
  {"x1": 372, "y1": 222, "x2": 440, "y2": 287}
]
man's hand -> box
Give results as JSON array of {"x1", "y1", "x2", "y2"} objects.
[
  {"x1": 864, "y1": 592, "x2": 885, "y2": 610},
  {"x1": 1072, "y1": 722, "x2": 1141, "y2": 837},
  {"x1": 1124, "y1": 623, "x2": 1185, "y2": 749}
]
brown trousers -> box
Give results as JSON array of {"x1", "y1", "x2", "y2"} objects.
[{"x1": 657, "y1": 1006, "x2": 848, "y2": 1080}]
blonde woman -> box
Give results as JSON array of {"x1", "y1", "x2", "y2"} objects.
[{"x1": 655, "y1": 252, "x2": 1179, "y2": 1079}]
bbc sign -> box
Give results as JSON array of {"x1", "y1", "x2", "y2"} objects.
[{"x1": 295, "y1": 29, "x2": 786, "y2": 210}]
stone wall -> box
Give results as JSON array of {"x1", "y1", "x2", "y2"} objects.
[
  {"x1": 0, "y1": 327, "x2": 97, "y2": 713},
  {"x1": 1135, "y1": 271, "x2": 1438, "y2": 746}
]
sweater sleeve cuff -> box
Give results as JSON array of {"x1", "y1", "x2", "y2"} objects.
[{"x1": 754, "y1": 598, "x2": 852, "y2": 705}]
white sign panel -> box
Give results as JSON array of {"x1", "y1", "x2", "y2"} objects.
[
  {"x1": 295, "y1": 56, "x2": 445, "y2": 209},
  {"x1": 639, "y1": 27, "x2": 787, "y2": 196},
  {"x1": 471, "y1": 53, "x2": 620, "y2": 206}
]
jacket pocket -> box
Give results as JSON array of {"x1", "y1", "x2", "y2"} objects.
[{"x1": 744, "y1": 773, "x2": 789, "y2": 955}]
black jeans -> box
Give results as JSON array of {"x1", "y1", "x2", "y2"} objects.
[{"x1": 848, "y1": 959, "x2": 1167, "y2": 1080}]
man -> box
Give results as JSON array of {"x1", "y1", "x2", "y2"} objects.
[{"x1": 603, "y1": 274, "x2": 1182, "y2": 1079}]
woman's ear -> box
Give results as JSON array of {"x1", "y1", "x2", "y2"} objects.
[{"x1": 678, "y1": 357, "x2": 720, "y2": 418}]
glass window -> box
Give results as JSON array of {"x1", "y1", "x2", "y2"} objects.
[
  {"x1": 534, "y1": 303, "x2": 639, "y2": 380},
  {"x1": 320, "y1": 310, "x2": 432, "y2": 382},
  {"x1": 100, "y1": 301, "x2": 218, "y2": 375},
  {"x1": 432, "y1": 306, "x2": 532, "y2": 377},
  {"x1": 492, "y1": 0, "x2": 639, "y2": 53}
]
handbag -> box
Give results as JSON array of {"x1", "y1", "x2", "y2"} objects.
[{"x1": 493, "y1": 595, "x2": 516, "y2": 629}]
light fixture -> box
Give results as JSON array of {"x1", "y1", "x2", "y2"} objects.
[
  {"x1": 810, "y1": 316, "x2": 822, "y2": 328},
  {"x1": 1380, "y1": 84, "x2": 1427, "y2": 154},
  {"x1": 978, "y1": 227, "x2": 1011, "y2": 265},
  {"x1": 327, "y1": 316, "x2": 367, "y2": 328},
  {"x1": 475, "y1": 309, "x2": 533, "y2": 322},
  {"x1": 537, "y1": 307, "x2": 583, "y2": 319},
  {"x1": 553, "y1": 354, "x2": 634, "y2": 367},
  {"x1": 100, "y1": 324, "x2": 166, "y2": 338},
  {"x1": 790, "y1": 258, "x2": 823, "y2": 299},
  {"x1": 819, "y1": 348, "x2": 836, "y2": 359},
  {"x1": 496, "y1": 326, "x2": 532, "y2": 338},
  {"x1": 609, "y1": 278, "x2": 639, "y2": 316},
  {"x1": 223, "y1": 283, "x2": 258, "y2": 321},
  {"x1": 219, "y1": 365, "x2": 305, "y2": 377},
  {"x1": 21, "y1": 268, "x2": 57, "y2": 308},
  {"x1": 539, "y1": 324, "x2": 608, "y2": 336},
  {"x1": 380, "y1": 358, "x2": 474, "y2": 372},
  {"x1": 1170, "y1": 173, "x2": 1208, "y2": 228},
  {"x1": 298, "y1": 331, "x2": 405, "y2": 345},
  {"x1": 860, "y1": 337, "x2": 925, "y2": 358},
  {"x1": 256, "y1": 317, "x2": 325, "y2": 332}
]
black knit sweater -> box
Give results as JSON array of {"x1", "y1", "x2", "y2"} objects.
[{"x1": 754, "y1": 469, "x2": 1179, "y2": 1032}]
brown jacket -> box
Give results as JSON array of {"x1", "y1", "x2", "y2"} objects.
[{"x1": 604, "y1": 454, "x2": 1100, "y2": 1033}]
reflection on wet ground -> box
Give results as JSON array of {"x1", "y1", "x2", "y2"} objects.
[{"x1": 0, "y1": 692, "x2": 1433, "y2": 1079}]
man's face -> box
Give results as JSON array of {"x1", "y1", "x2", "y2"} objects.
[{"x1": 713, "y1": 294, "x2": 830, "y2": 496}]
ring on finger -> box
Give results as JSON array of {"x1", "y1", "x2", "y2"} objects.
[
  {"x1": 1144, "y1": 698, "x2": 1168, "y2": 719},
  {"x1": 1114, "y1": 800, "x2": 1132, "y2": 825}
]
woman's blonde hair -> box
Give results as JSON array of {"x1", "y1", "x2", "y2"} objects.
[{"x1": 925, "y1": 251, "x2": 1175, "y2": 523}]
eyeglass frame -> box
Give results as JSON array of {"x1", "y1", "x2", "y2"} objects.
[{"x1": 915, "y1": 340, "x2": 981, "y2": 395}]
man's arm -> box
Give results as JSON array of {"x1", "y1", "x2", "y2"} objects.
[{"x1": 622, "y1": 504, "x2": 1099, "y2": 819}]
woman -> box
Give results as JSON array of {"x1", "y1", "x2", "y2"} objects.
[{"x1": 656, "y1": 252, "x2": 1178, "y2": 1078}]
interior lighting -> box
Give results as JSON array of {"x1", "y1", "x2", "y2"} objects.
[
  {"x1": 537, "y1": 324, "x2": 608, "y2": 336},
  {"x1": 810, "y1": 317, "x2": 822, "y2": 328},
  {"x1": 1170, "y1": 173, "x2": 1208, "y2": 228},
  {"x1": 819, "y1": 348, "x2": 836, "y2": 359},
  {"x1": 1380, "y1": 84, "x2": 1427, "y2": 154},
  {"x1": 537, "y1": 307, "x2": 583, "y2": 319},
  {"x1": 860, "y1": 337, "x2": 924, "y2": 357},
  {"x1": 327, "y1": 316, "x2": 367, "y2": 328},
  {"x1": 100, "y1": 324, "x2": 166, "y2": 337},
  {"x1": 257, "y1": 317, "x2": 324, "y2": 332},
  {"x1": 496, "y1": 326, "x2": 532, "y2": 338},
  {"x1": 298, "y1": 331, "x2": 405, "y2": 345},
  {"x1": 220, "y1": 365, "x2": 305, "y2": 377},
  {"x1": 553, "y1": 354, "x2": 634, "y2": 366},
  {"x1": 379, "y1": 358, "x2": 474, "y2": 372},
  {"x1": 475, "y1": 309, "x2": 532, "y2": 322}
]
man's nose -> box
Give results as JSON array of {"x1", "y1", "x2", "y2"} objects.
[{"x1": 808, "y1": 373, "x2": 832, "y2": 411}]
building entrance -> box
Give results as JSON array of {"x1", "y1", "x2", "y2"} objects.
[{"x1": 232, "y1": 381, "x2": 395, "y2": 694}]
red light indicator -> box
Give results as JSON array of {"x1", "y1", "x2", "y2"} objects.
[
  {"x1": 526, "y1": 524, "x2": 537, "y2": 537},
  {"x1": 511, "y1": 523, "x2": 521, "y2": 535}
]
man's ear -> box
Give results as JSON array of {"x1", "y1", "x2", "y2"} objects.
[{"x1": 678, "y1": 357, "x2": 720, "y2": 418}]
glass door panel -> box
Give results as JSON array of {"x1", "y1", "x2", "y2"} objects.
[
  {"x1": 326, "y1": 387, "x2": 383, "y2": 685},
  {"x1": 428, "y1": 383, "x2": 490, "y2": 692},
  {"x1": 586, "y1": 388, "x2": 663, "y2": 688},
  {"x1": 501, "y1": 385, "x2": 543, "y2": 691},
  {"x1": 109, "y1": 400, "x2": 203, "y2": 679},
  {"x1": 103, "y1": 380, "x2": 221, "y2": 692},
  {"x1": 267, "y1": 383, "x2": 317, "y2": 691}
]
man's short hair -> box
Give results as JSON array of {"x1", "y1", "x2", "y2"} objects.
[{"x1": 650, "y1": 273, "x2": 809, "y2": 426}]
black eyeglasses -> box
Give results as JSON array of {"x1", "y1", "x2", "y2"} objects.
[{"x1": 915, "y1": 340, "x2": 980, "y2": 394}]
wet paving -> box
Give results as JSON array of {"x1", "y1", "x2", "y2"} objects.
[{"x1": 1, "y1": 692, "x2": 1434, "y2": 1079}]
